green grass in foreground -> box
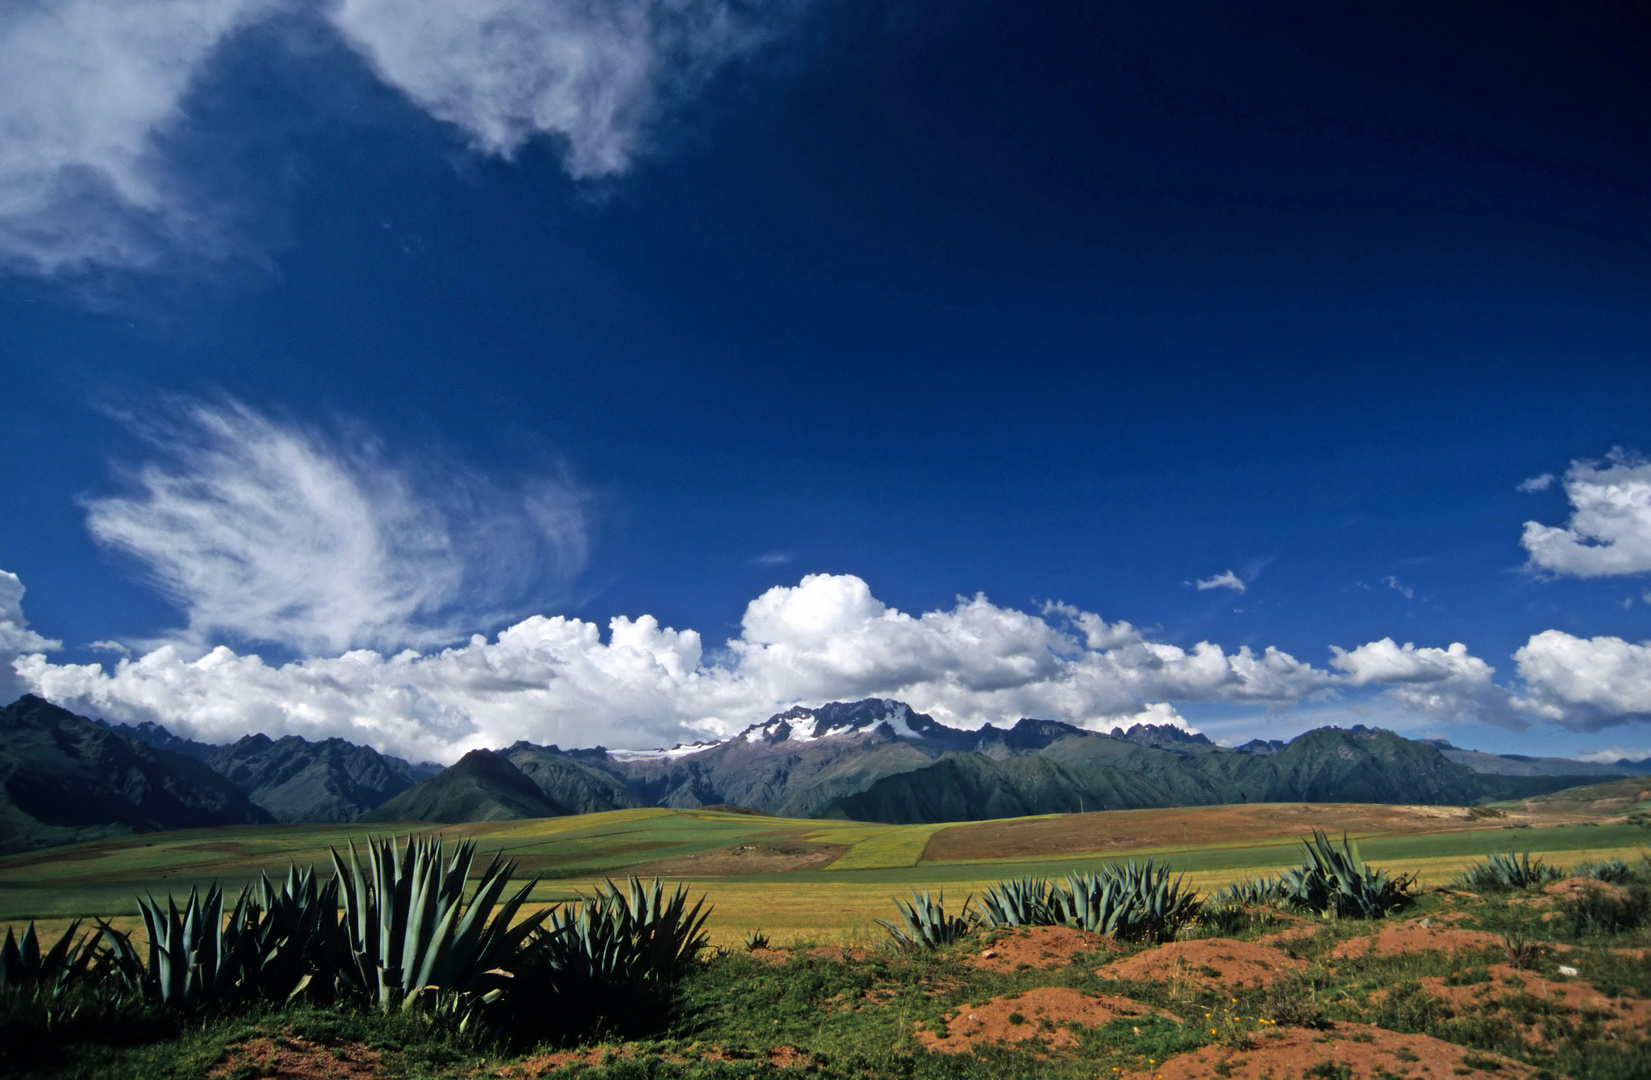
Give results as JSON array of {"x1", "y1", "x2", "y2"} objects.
[{"x1": 10, "y1": 882, "x2": 1651, "y2": 1080}]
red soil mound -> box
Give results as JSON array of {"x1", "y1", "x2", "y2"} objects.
[
  {"x1": 1544, "y1": 877, "x2": 1630, "y2": 901},
  {"x1": 918, "y1": 987, "x2": 1175, "y2": 1053},
  {"x1": 1139, "y1": 1021, "x2": 1535, "y2": 1080},
  {"x1": 1327, "y1": 918, "x2": 1503, "y2": 959},
  {"x1": 210, "y1": 1037, "x2": 382, "y2": 1080},
  {"x1": 968, "y1": 925, "x2": 1119, "y2": 973},
  {"x1": 1410, "y1": 964, "x2": 1651, "y2": 1044},
  {"x1": 1099, "y1": 939, "x2": 1306, "y2": 991}
]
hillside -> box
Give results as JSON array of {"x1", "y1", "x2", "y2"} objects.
[
  {"x1": 818, "y1": 722, "x2": 1591, "y2": 823},
  {"x1": 359, "y1": 749, "x2": 565, "y2": 823},
  {"x1": 6, "y1": 694, "x2": 1615, "y2": 841},
  {"x1": 205, "y1": 734, "x2": 439, "y2": 823},
  {"x1": 0, "y1": 695, "x2": 271, "y2": 854}
]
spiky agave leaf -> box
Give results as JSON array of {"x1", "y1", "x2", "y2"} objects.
[
  {"x1": 1211, "y1": 876, "x2": 1287, "y2": 907},
  {"x1": 1049, "y1": 860, "x2": 1200, "y2": 942},
  {"x1": 0, "y1": 920, "x2": 100, "y2": 992},
  {"x1": 1280, "y1": 831, "x2": 1413, "y2": 918},
  {"x1": 328, "y1": 834, "x2": 547, "y2": 1014},
  {"x1": 1451, "y1": 851, "x2": 1565, "y2": 893},
  {"x1": 877, "y1": 890, "x2": 975, "y2": 950},
  {"x1": 978, "y1": 877, "x2": 1059, "y2": 928},
  {"x1": 534, "y1": 877, "x2": 712, "y2": 990}
]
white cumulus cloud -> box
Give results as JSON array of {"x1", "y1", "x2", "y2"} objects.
[
  {"x1": 0, "y1": 570, "x2": 61, "y2": 701},
  {"x1": 8, "y1": 570, "x2": 1344, "y2": 761},
  {"x1": 17, "y1": 560, "x2": 1651, "y2": 759},
  {"x1": 1512, "y1": 630, "x2": 1651, "y2": 731},
  {"x1": 1329, "y1": 637, "x2": 1516, "y2": 727},
  {"x1": 82, "y1": 399, "x2": 587, "y2": 655},
  {"x1": 1522, "y1": 452, "x2": 1651, "y2": 578},
  {"x1": 1194, "y1": 570, "x2": 1245, "y2": 594},
  {"x1": 0, "y1": 0, "x2": 796, "y2": 272}
]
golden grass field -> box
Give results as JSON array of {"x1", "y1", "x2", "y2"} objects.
[{"x1": 4, "y1": 778, "x2": 1648, "y2": 948}]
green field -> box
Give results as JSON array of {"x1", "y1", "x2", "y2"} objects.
[{"x1": 5, "y1": 799, "x2": 1646, "y2": 946}]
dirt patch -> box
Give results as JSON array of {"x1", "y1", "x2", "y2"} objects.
[
  {"x1": 924, "y1": 803, "x2": 1520, "y2": 863},
  {"x1": 1139, "y1": 1020, "x2": 1535, "y2": 1080},
  {"x1": 625, "y1": 839, "x2": 849, "y2": 876},
  {"x1": 1544, "y1": 877, "x2": 1630, "y2": 901},
  {"x1": 967, "y1": 926, "x2": 1119, "y2": 973},
  {"x1": 211, "y1": 1037, "x2": 382, "y2": 1080},
  {"x1": 1327, "y1": 918, "x2": 1504, "y2": 959},
  {"x1": 700, "y1": 1045, "x2": 811, "y2": 1067},
  {"x1": 1099, "y1": 939, "x2": 1307, "y2": 991},
  {"x1": 918, "y1": 987, "x2": 1174, "y2": 1053},
  {"x1": 746, "y1": 947, "x2": 790, "y2": 964},
  {"x1": 1410, "y1": 963, "x2": 1651, "y2": 1043}
]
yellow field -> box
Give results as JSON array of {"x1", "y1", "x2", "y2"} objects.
[{"x1": 4, "y1": 779, "x2": 1646, "y2": 948}]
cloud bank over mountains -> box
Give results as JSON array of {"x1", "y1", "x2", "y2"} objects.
[
  {"x1": 5, "y1": 398, "x2": 1651, "y2": 762},
  {"x1": 1, "y1": 562, "x2": 1646, "y2": 763},
  {"x1": 0, "y1": 0, "x2": 798, "y2": 272}
]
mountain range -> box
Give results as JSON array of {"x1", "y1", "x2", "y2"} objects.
[{"x1": 0, "y1": 694, "x2": 1634, "y2": 855}]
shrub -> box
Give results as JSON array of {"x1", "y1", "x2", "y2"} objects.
[
  {"x1": 1561, "y1": 882, "x2": 1651, "y2": 938},
  {"x1": 1451, "y1": 851, "x2": 1565, "y2": 893},
  {"x1": 1278, "y1": 831, "x2": 1414, "y2": 918}
]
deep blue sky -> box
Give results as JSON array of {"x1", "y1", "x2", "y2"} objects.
[{"x1": 3, "y1": 0, "x2": 1650, "y2": 759}]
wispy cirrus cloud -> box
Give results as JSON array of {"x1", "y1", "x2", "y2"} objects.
[
  {"x1": 0, "y1": 0, "x2": 802, "y2": 273},
  {"x1": 82, "y1": 398, "x2": 588, "y2": 655},
  {"x1": 1194, "y1": 570, "x2": 1245, "y2": 594}
]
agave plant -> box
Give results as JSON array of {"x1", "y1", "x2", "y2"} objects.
[
  {"x1": 532, "y1": 877, "x2": 712, "y2": 991},
  {"x1": 977, "y1": 877, "x2": 1060, "y2": 928},
  {"x1": 99, "y1": 884, "x2": 258, "y2": 1010},
  {"x1": 330, "y1": 835, "x2": 548, "y2": 1015},
  {"x1": 1053, "y1": 861, "x2": 1201, "y2": 942},
  {"x1": 1278, "y1": 831, "x2": 1413, "y2": 918},
  {"x1": 0, "y1": 920, "x2": 101, "y2": 992},
  {"x1": 1574, "y1": 858, "x2": 1634, "y2": 884},
  {"x1": 1451, "y1": 851, "x2": 1564, "y2": 893},
  {"x1": 241, "y1": 865, "x2": 343, "y2": 1002},
  {"x1": 744, "y1": 929, "x2": 771, "y2": 951},
  {"x1": 878, "y1": 890, "x2": 976, "y2": 950},
  {"x1": 1210, "y1": 875, "x2": 1287, "y2": 907},
  {"x1": 0, "y1": 920, "x2": 125, "y2": 1044}
]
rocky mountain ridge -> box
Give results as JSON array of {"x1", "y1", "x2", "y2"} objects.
[{"x1": 0, "y1": 693, "x2": 1620, "y2": 852}]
